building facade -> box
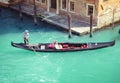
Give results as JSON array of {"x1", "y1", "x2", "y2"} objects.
[{"x1": 15, "y1": 0, "x2": 120, "y2": 28}]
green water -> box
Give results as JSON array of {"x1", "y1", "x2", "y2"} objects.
[{"x1": 0, "y1": 7, "x2": 120, "y2": 83}]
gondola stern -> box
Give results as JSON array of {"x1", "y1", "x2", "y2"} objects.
[{"x1": 112, "y1": 39, "x2": 116, "y2": 46}]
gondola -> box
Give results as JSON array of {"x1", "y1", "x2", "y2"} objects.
[{"x1": 11, "y1": 40, "x2": 115, "y2": 52}]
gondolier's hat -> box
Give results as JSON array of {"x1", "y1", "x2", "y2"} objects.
[{"x1": 25, "y1": 30, "x2": 29, "y2": 33}]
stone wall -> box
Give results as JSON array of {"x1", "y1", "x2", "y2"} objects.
[
  {"x1": 98, "y1": 7, "x2": 120, "y2": 28},
  {"x1": 17, "y1": 0, "x2": 120, "y2": 28},
  {"x1": 98, "y1": 0, "x2": 120, "y2": 28}
]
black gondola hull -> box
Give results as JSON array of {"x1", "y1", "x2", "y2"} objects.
[{"x1": 11, "y1": 40, "x2": 115, "y2": 52}]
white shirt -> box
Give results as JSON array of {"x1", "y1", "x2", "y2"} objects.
[{"x1": 24, "y1": 32, "x2": 29, "y2": 39}]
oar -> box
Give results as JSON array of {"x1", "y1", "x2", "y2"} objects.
[{"x1": 30, "y1": 46, "x2": 40, "y2": 56}]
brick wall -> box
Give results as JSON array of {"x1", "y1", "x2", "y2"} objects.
[
  {"x1": 60, "y1": 0, "x2": 98, "y2": 24},
  {"x1": 20, "y1": 0, "x2": 120, "y2": 28}
]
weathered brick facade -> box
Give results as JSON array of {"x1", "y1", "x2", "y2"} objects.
[{"x1": 19, "y1": 0, "x2": 120, "y2": 28}]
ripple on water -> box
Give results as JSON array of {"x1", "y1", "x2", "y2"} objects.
[{"x1": 0, "y1": 7, "x2": 120, "y2": 83}]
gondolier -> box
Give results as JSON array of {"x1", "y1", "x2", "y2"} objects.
[{"x1": 23, "y1": 30, "x2": 29, "y2": 44}]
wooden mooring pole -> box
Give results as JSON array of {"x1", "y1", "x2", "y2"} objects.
[
  {"x1": 68, "y1": 14, "x2": 72, "y2": 38},
  {"x1": 112, "y1": 9, "x2": 115, "y2": 29},
  {"x1": 119, "y1": 29, "x2": 120, "y2": 34},
  {"x1": 90, "y1": 14, "x2": 93, "y2": 38},
  {"x1": 19, "y1": 2, "x2": 23, "y2": 21},
  {"x1": 33, "y1": 0, "x2": 37, "y2": 25},
  {"x1": 0, "y1": 6, "x2": 1, "y2": 12}
]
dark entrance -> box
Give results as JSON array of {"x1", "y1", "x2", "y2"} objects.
[{"x1": 51, "y1": 0, "x2": 56, "y2": 9}]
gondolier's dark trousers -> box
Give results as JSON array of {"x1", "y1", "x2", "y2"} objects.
[{"x1": 24, "y1": 37, "x2": 29, "y2": 44}]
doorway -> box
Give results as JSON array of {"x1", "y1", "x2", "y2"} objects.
[{"x1": 51, "y1": 0, "x2": 56, "y2": 9}]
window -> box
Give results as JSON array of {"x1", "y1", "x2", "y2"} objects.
[
  {"x1": 41, "y1": 0, "x2": 46, "y2": 3},
  {"x1": 88, "y1": 5, "x2": 93, "y2": 15},
  {"x1": 35, "y1": 0, "x2": 45, "y2": 3},
  {"x1": 36, "y1": 0, "x2": 40, "y2": 2},
  {"x1": 61, "y1": 0, "x2": 67, "y2": 10},
  {"x1": 70, "y1": 1, "x2": 75, "y2": 12},
  {"x1": 86, "y1": 4, "x2": 94, "y2": 16}
]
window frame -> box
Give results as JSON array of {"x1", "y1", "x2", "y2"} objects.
[
  {"x1": 41, "y1": 0, "x2": 46, "y2": 4},
  {"x1": 35, "y1": 0, "x2": 41, "y2": 3},
  {"x1": 69, "y1": 1, "x2": 75, "y2": 13},
  {"x1": 86, "y1": 3, "x2": 95, "y2": 17},
  {"x1": 61, "y1": 0, "x2": 67, "y2": 11},
  {"x1": 35, "y1": 0, "x2": 46, "y2": 4}
]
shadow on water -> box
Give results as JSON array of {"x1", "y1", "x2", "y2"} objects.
[
  {"x1": 0, "y1": 7, "x2": 66, "y2": 35},
  {"x1": 0, "y1": 6, "x2": 120, "y2": 43},
  {"x1": 1, "y1": 7, "x2": 120, "y2": 42}
]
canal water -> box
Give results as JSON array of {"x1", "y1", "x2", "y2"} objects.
[{"x1": 0, "y1": 7, "x2": 120, "y2": 83}]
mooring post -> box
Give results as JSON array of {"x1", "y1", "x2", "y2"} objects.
[
  {"x1": 33, "y1": 0, "x2": 37, "y2": 25},
  {"x1": 68, "y1": 14, "x2": 72, "y2": 38},
  {"x1": 90, "y1": 14, "x2": 93, "y2": 38},
  {"x1": 0, "y1": 6, "x2": 1, "y2": 12},
  {"x1": 119, "y1": 29, "x2": 120, "y2": 34},
  {"x1": 112, "y1": 8, "x2": 115, "y2": 29},
  {"x1": 19, "y1": 2, "x2": 23, "y2": 21}
]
